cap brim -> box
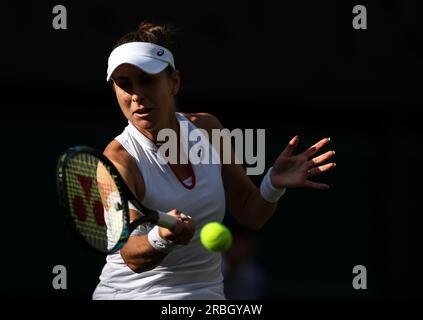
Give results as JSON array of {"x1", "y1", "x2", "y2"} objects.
[{"x1": 107, "y1": 55, "x2": 168, "y2": 81}]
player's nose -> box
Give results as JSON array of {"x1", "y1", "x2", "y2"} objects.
[{"x1": 131, "y1": 92, "x2": 145, "y2": 103}]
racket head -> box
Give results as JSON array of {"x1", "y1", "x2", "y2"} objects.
[{"x1": 57, "y1": 146, "x2": 131, "y2": 254}]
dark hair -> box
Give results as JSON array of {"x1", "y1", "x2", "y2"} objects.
[{"x1": 114, "y1": 21, "x2": 178, "y2": 75}]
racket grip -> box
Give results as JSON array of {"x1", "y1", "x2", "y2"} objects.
[{"x1": 157, "y1": 212, "x2": 178, "y2": 229}]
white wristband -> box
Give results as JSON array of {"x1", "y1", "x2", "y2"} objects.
[
  {"x1": 260, "y1": 167, "x2": 287, "y2": 203},
  {"x1": 147, "y1": 225, "x2": 175, "y2": 253},
  {"x1": 128, "y1": 201, "x2": 141, "y2": 213}
]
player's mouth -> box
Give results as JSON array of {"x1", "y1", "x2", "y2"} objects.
[{"x1": 133, "y1": 108, "x2": 153, "y2": 119}]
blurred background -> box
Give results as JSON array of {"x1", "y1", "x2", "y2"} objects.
[{"x1": 0, "y1": 0, "x2": 421, "y2": 299}]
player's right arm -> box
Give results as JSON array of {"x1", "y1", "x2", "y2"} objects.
[{"x1": 103, "y1": 140, "x2": 195, "y2": 273}]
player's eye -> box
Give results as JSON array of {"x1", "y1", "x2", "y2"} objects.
[
  {"x1": 116, "y1": 80, "x2": 132, "y2": 90},
  {"x1": 139, "y1": 76, "x2": 156, "y2": 85}
]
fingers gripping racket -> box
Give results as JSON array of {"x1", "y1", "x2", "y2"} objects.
[{"x1": 56, "y1": 146, "x2": 177, "y2": 254}]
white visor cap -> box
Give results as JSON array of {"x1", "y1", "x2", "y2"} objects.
[{"x1": 106, "y1": 42, "x2": 175, "y2": 81}]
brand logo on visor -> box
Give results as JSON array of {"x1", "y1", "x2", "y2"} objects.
[{"x1": 157, "y1": 49, "x2": 164, "y2": 56}]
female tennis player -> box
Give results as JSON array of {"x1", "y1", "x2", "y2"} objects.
[{"x1": 92, "y1": 22, "x2": 336, "y2": 300}]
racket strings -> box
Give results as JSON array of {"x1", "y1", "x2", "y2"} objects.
[{"x1": 64, "y1": 153, "x2": 126, "y2": 252}]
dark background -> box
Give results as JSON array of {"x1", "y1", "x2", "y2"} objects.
[{"x1": 0, "y1": 0, "x2": 421, "y2": 299}]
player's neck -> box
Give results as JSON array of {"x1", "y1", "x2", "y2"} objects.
[{"x1": 143, "y1": 113, "x2": 179, "y2": 147}]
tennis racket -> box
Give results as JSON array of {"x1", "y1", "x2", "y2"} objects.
[{"x1": 56, "y1": 145, "x2": 178, "y2": 254}]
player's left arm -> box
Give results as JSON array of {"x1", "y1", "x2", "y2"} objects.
[
  {"x1": 190, "y1": 113, "x2": 336, "y2": 230},
  {"x1": 189, "y1": 112, "x2": 274, "y2": 229}
]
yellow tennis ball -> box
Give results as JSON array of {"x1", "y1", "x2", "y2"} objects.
[{"x1": 200, "y1": 222, "x2": 232, "y2": 252}]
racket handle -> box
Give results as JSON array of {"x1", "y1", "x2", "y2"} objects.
[{"x1": 157, "y1": 212, "x2": 178, "y2": 229}]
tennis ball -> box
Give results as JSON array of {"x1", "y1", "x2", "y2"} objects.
[{"x1": 200, "y1": 222, "x2": 232, "y2": 252}]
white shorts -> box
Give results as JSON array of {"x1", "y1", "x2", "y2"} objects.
[{"x1": 92, "y1": 282, "x2": 226, "y2": 300}]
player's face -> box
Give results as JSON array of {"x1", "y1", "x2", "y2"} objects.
[{"x1": 111, "y1": 63, "x2": 180, "y2": 132}]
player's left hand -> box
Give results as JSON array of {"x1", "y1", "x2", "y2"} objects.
[{"x1": 270, "y1": 136, "x2": 336, "y2": 190}]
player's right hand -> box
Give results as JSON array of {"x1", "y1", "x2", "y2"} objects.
[{"x1": 158, "y1": 209, "x2": 196, "y2": 245}]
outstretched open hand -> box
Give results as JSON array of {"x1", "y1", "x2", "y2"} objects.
[{"x1": 271, "y1": 136, "x2": 336, "y2": 190}]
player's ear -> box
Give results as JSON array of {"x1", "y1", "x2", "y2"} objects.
[{"x1": 169, "y1": 69, "x2": 181, "y2": 96}]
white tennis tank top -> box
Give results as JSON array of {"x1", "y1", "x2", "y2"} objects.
[{"x1": 94, "y1": 113, "x2": 226, "y2": 299}]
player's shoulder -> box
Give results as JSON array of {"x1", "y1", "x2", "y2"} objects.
[
  {"x1": 181, "y1": 112, "x2": 224, "y2": 132},
  {"x1": 103, "y1": 139, "x2": 144, "y2": 197},
  {"x1": 103, "y1": 139, "x2": 136, "y2": 170}
]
